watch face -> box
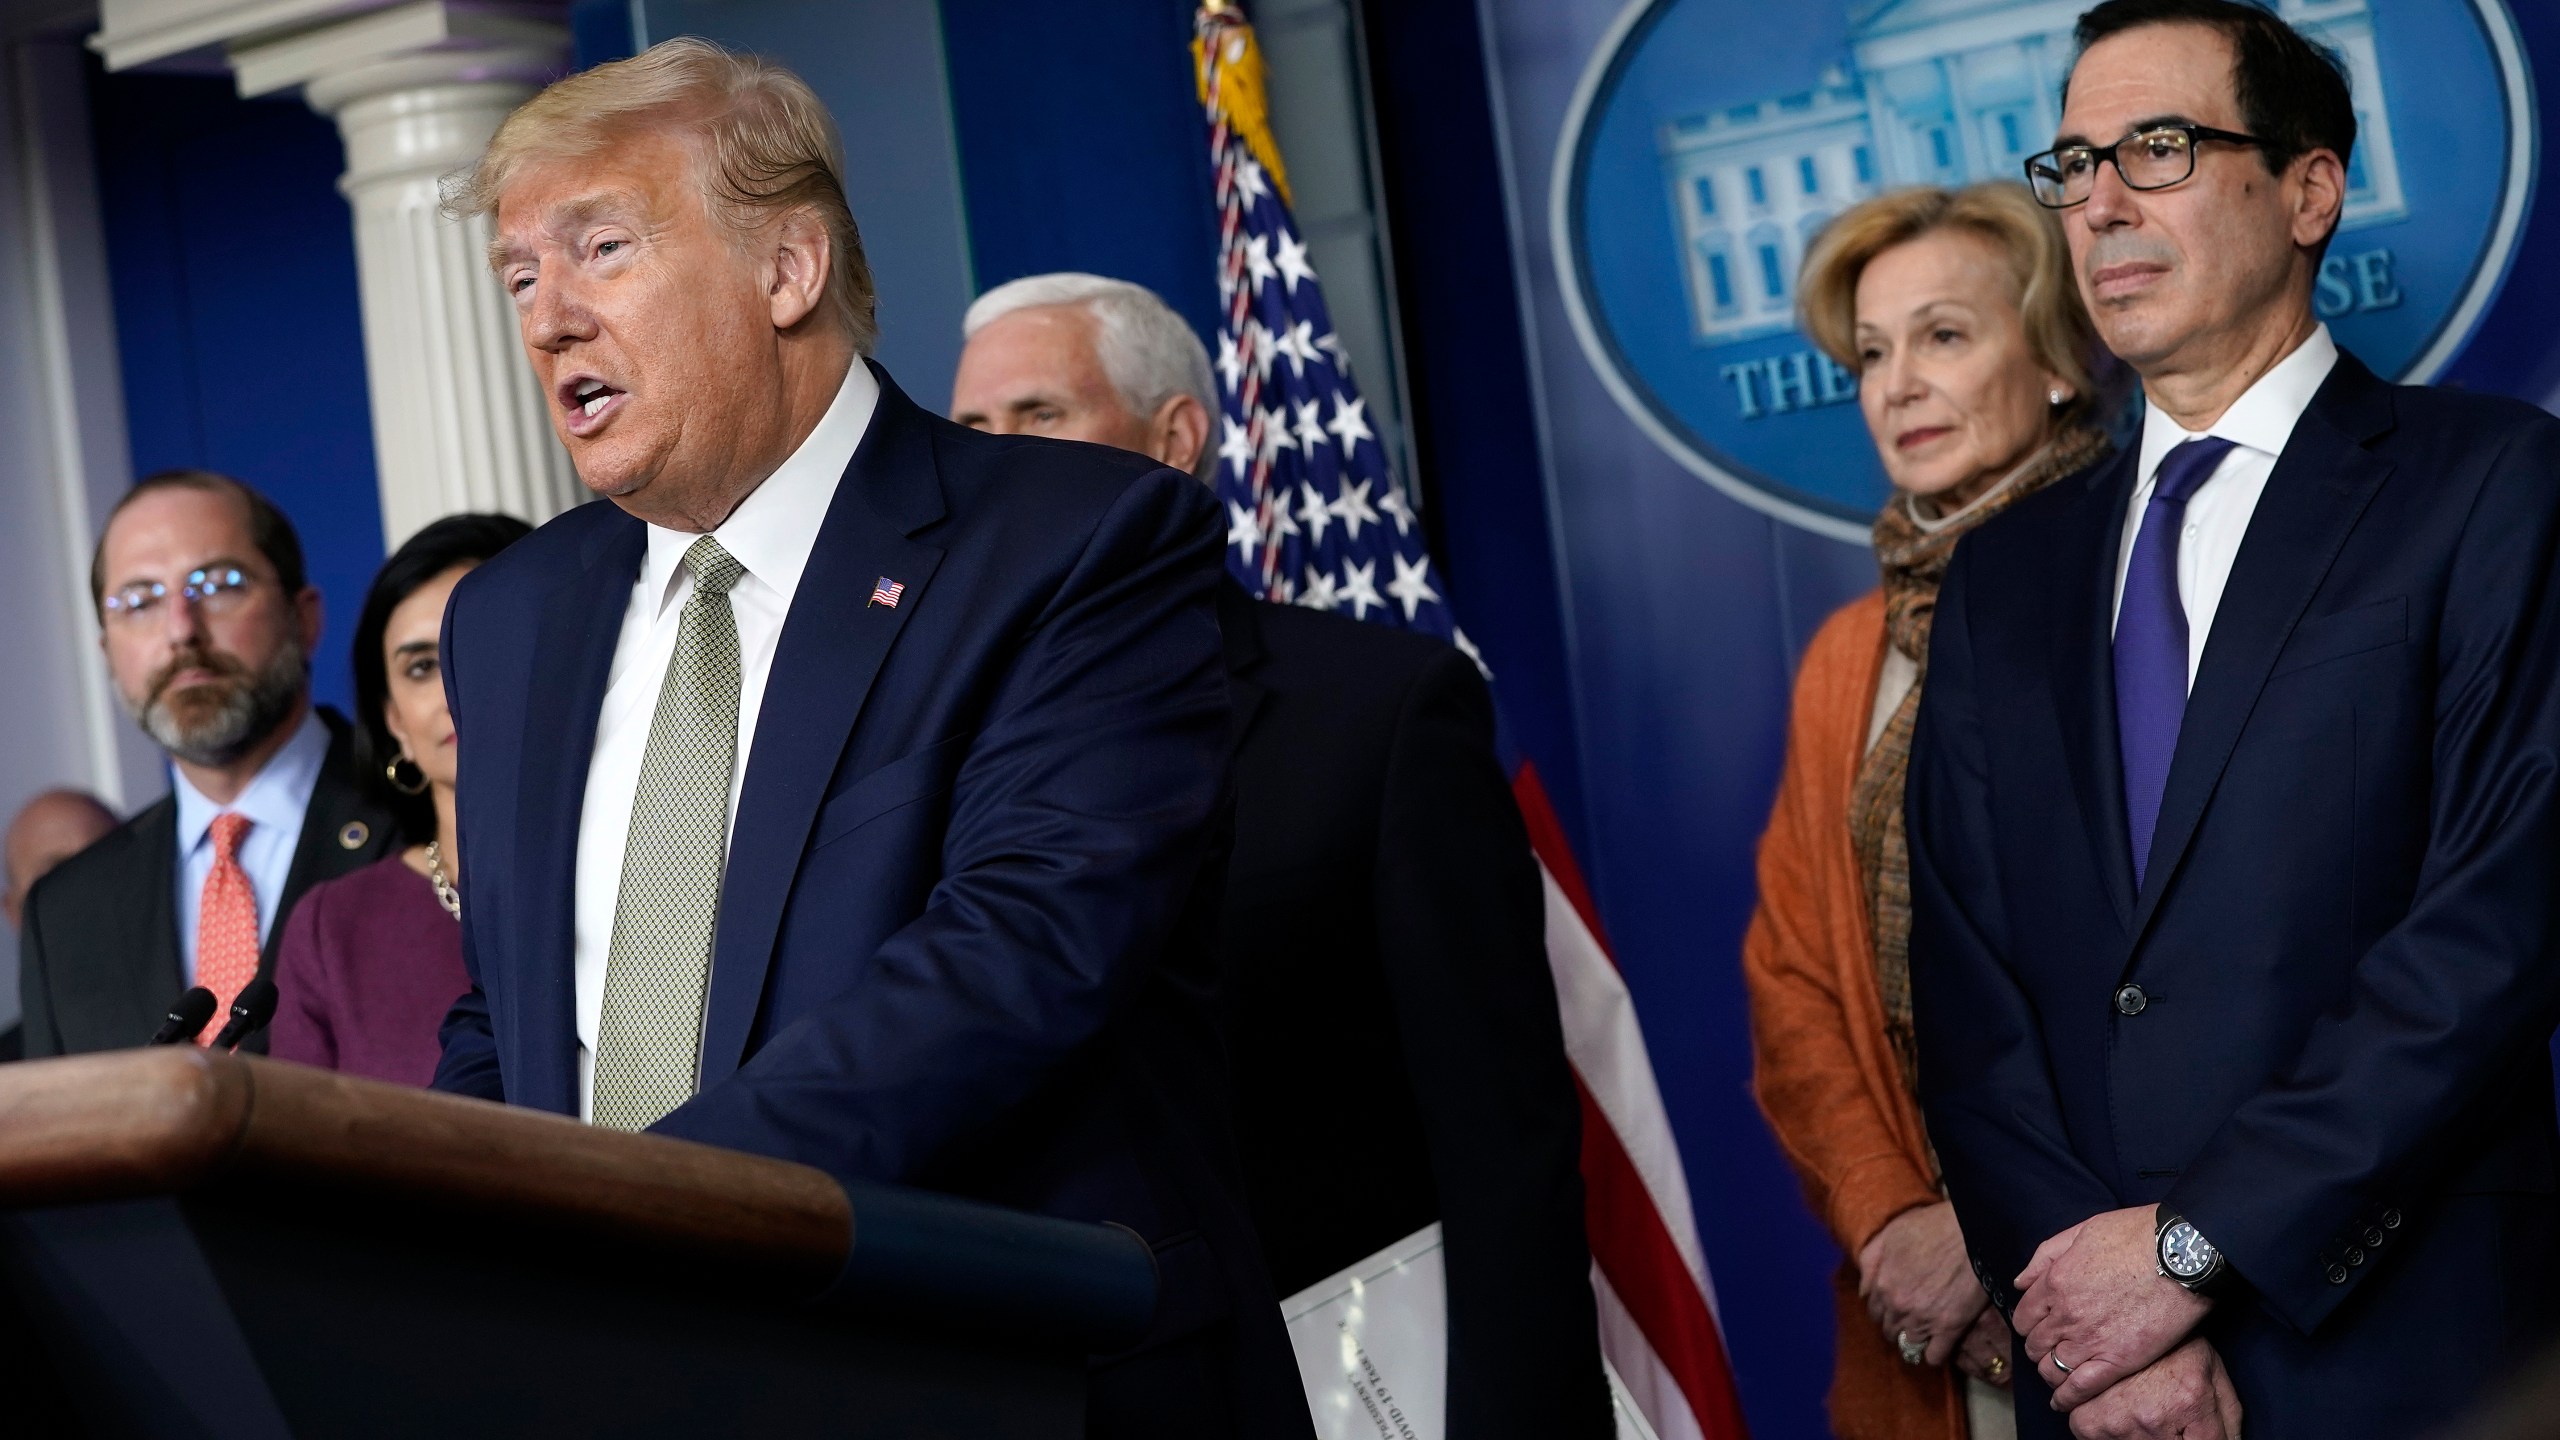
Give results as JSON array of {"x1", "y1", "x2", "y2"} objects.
[{"x1": 2161, "y1": 1221, "x2": 2218, "y2": 1279}]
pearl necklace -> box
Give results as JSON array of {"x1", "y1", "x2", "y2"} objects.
[{"x1": 425, "y1": 841, "x2": 460, "y2": 920}]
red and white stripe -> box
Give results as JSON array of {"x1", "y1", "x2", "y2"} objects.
[{"x1": 1515, "y1": 766, "x2": 1750, "y2": 1440}]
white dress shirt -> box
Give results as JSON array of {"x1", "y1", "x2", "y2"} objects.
[
  {"x1": 571, "y1": 362, "x2": 880, "y2": 1120},
  {"x1": 173, "y1": 708, "x2": 330, "y2": 981},
  {"x1": 2110, "y1": 326, "x2": 2339, "y2": 688}
]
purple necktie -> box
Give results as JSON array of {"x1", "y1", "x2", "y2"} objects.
[{"x1": 2116, "y1": 436, "x2": 2236, "y2": 889}]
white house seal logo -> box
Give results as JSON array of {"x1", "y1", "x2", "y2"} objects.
[{"x1": 1554, "y1": 0, "x2": 2538, "y2": 540}]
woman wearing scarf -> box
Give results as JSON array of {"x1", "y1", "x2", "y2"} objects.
[{"x1": 1742, "y1": 183, "x2": 2115, "y2": 1440}]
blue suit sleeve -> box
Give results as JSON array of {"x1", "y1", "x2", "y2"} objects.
[
  {"x1": 648, "y1": 468, "x2": 1229, "y2": 1185},
  {"x1": 2167, "y1": 416, "x2": 2560, "y2": 1335},
  {"x1": 1908, "y1": 541, "x2": 2121, "y2": 1306},
  {"x1": 430, "y1": 569, "x2": 506, "y2": 1102}
]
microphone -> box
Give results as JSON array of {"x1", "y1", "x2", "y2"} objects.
[
  {"x1": 207, "y1": 979, "x2": 280, "y2": 1053},
  {"x1": 148, "y1": 987, "x2": 219, "y2": 1046}
]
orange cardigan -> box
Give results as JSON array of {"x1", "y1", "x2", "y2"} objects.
[{"x1": 1741, "y1": 590, "x2": 1968, "y2": 1440}]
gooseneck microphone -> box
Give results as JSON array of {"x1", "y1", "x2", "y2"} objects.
[
  {"x1": 148, "y1": 987, "x2": 219, "y2": 1046},
  {"x1": 207, "y1": 978, "x2": 280, "y2": 1053}
]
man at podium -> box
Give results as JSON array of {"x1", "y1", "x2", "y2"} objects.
[{"x1": 431, "y1": 38, "x2": 1310, "y2": 1437}]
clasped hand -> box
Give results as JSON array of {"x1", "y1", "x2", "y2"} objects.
[
  {"x1": 1857, "y1": 1201, "x2": 2012, "y2": 1386},
  {"x1": 2015, "y1": 1205, "x2": 2229, "y2": 1434}
]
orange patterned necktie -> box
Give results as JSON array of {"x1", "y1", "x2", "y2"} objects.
[{"x1": 196, "y1": 812, "x2": 260, "y2": 1043}]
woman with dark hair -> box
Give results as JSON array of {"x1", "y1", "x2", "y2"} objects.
[{"x1": 271, "y1": 513, "x2": 530, "y2": 1084}]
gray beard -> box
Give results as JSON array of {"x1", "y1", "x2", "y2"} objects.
[{"x1": 132, "y1": 638, "x2": 309, "y2": 768}]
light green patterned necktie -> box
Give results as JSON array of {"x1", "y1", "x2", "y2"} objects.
[{"x1": 592, "y1": 534, "x2": 747, "y2": 1131}]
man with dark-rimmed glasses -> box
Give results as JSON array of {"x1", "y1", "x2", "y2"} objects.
[
  {"x1": 2026, "y1": 122, "x2": 2269, "y2": 212},
  {"x1": 1908, "y1": 1, "x2": 2560, "y2": 1436},
  {"x1": 20, "y1": 470, "x2": 393, "y2": 1057}
]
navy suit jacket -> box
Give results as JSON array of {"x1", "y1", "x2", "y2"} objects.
[
  {"x1": 433, "y1": 365, "x2": 1309, "y2": 1434},
  {"x1": 1909, "y1": 353, "x2": 2560, "y2": 1435}
]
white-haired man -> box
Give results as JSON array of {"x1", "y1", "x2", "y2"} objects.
[
  {"x1": 432, "y1": 42, "x2": 1309, "y2": 1435},
  {"x1": 956, "y1": 274, "x2": 1613, "y2": 1438},
  {"x1": 950, "y1": 273, "x2": 1214, "y2": 482}
]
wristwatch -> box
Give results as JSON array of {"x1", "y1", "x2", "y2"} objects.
[{"x1": 2155, "y1": 1210, "x2": 2229, "y2": 1295}]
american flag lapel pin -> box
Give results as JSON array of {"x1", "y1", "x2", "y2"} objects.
[{"x1": 869, "y1": 576, "x2": 906, "y2": 609}]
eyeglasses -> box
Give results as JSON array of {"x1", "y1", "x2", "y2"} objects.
[
  {"x1": 101, "y1": 567, "x2": 262, "y2": 625},
  {"x1": 2024, "y1": 124, "x2": 2267, "y2": 209}
]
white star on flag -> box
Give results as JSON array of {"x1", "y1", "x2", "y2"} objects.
[
  {"x1": 1379, "y1": 487, "x2": 1416, "y2": 536},
  {"x1": 1243, "y1": 319, "x2": 1276, "y2": 384},
  {"x1": 1329, "y1": 478, "x2": 1380, "y2": 541},
  {"x1": 1294, "y1": 399, "x2": 1329, "y2": 451},
  {"x1": 1298, "y1": 567, "x2": 1342, "y2": 612},
  {"x1": 1275, "y1": 320, "x2": 1319, "y2": 377},
  {"x1": 1386, "y1": 552, "x2": 1441, "y2": 621},
  {"x1": 1297, "y1": 481, "x2": 1334, "y2": 548},
  {"x1": 1339, "y1": 558, "x2": 1382, "y2": 621},
  {"x1": 1326, "y1": 393, "x2": 1373, "y2": 456},
  {"x1": 1219, "y1": 416, "x2": 1254, "y2": 479},
  {"x1": 1216, "y1": 331, "x2": 1243, "y2": 393},
  {"x1": 1272, "y1": 230, "x2": 1314, "y2": 294},
  {"x1": 1226, "y1": 499, "x2": 1264, "y2": 563},
  {"x1": 1257, "y1": 407, "x2": 1295, "y2": 467}
]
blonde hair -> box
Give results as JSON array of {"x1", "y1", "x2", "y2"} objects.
[
  {"x1": 445, "y1": 37, "x2": 877, "y2": 353},
  {"x1": 1797, "y1": 183, "x2": 2104, "y2": 427}
]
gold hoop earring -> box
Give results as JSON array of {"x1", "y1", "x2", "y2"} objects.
[{"x1": 385, "y1": 756, "x2": 429, "y2": 796}]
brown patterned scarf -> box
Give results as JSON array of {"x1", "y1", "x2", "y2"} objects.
[{"x1": 1848, "y1": 427, "x2": 2107, "y2": 1093}]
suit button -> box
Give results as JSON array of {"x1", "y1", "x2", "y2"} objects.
[
  {"x1": 2114, "y1": 984, "x2": 2149, "y2": 1016},
  {"x1": 2345, "y1": 1247, "x2": 2366, "y2": 1266},
  {"x1": 2382, "y1": 1209, "x2": 2403, "y2": 1229},
  {"x1": 2326, "y1": 1264, "x2": 2350, "y2": 1284},
  {"x1": 2362, "y1": 1226, "x2": 2385, "y2": 1247}
]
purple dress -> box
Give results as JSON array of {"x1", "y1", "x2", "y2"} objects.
[{"x1": 271, "y1": 853, "x2": 469, "y2": 1087}]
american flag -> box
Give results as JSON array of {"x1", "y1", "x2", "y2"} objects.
[
  {"x1": 1193, "y1": 8, "x2": 1448, "y2": 638},
  {"x1": 1194, "y1": 9, "x2": 1748, "y2": 1439},
  {"x1": 869, "y1": 577, "x2": 904, "y2": 609}
]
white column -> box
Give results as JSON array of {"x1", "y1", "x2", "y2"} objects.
[
  {"x1": 0, "y1": 37, "x2": 166, "y2": 814},
  {"x1": 308, "y1": 50, "x2": 582, "y2": 546},
  {"x1": 217, "y1": 2, "x2": 583, "y2": 547}
]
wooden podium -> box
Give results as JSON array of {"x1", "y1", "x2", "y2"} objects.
[{"x1": 0, "y1": 1049, "x2": 1156, "y2": 1438}]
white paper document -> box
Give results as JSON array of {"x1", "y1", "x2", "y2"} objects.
[{"x1": 1280, "y1": 1224, "x2": 1664, "y2": 1440}]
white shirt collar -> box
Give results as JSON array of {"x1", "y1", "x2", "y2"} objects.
[
  {"x1": 2136, "y1": 324, "x2": 2339, "y2": 484},
  {"x1": 639, "y1": 361, "x2": 881, "y2": 615},
  {"x1": 173, "y1": 707, "x2": 331, "y2": 855}
]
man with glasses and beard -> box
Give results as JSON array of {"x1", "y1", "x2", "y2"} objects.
[{"x1": 20, "y1": 470, "x2": 395, "y2": 1056}]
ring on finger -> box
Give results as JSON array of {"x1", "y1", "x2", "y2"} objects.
[
  {"x1": 1898, "y1": 1331, "x2": 1927, "y2": 1365},
  {"x1": 2050, "y1": 1352, "x2": 2074, "y2": 1376}
]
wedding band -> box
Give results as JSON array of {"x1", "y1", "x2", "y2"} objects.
[
  {"x1": 1898, "y1": 1331, "x2": 1927, "y2": 1365},
  {"x1": 2051, "y1": 1353, "x2": 2074, "y2": 1375}
]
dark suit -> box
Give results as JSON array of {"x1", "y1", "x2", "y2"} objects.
[
  {"x1": 1908, "y1": 352, "x2": 2560, "y2": 1436},
  {"x1": 19, "y1": 708, "x2": 397, "y2": 1057},
  {"x1": 433, "y1": 366, "x2": 1309, "y2": 1437},
  {"x1": 1215, "y1": 581, "x2": 1610, "y2": 1438}
]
